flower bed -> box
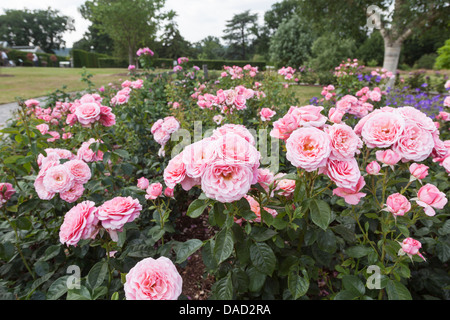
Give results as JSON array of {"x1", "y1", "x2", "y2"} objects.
[{"x1": 0, "y1": 54, "x2": 449, "y2": 301}]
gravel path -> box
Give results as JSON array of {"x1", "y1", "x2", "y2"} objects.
[{"x1": 0, "y1": 96, "x2": 47, "y2": 128}]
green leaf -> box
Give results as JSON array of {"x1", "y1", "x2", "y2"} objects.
[
  {"x1": 175, "y1": 239, "x2": 204, "y2": 264},
  {"x1": 87, "y1": 261, "x2": 109, "y2": 290},
  {"x1": 41, "y1": 245, "x2": 61, "y2": 261},
  {"x1": 212, "y1": 273, "x2": 233, "y2": 300},
  {"x1": 309, "y1": 199, "x2": 331, "y2": 230},
  {"x1": 202, "y1": 240, "x2": 218, "y2": 271},
  {"x1": 214, "y1": 228, "x2": 234, "y2": 264},
  {"x1": 250, "y1": 227, "x2": 277, "y2": 242},
  {"x1": 247, "y1": 266, "x2": 266, "y2": 293},
  {"x1": 66, "y1": 286, "x2": 91, "y2": 300},
  {"x1": 334, "y1": 290, "x2": 359, "y2": 300},
  {"x1": 16, "y1": 216, "x2": 32, "y2": 230},
  {"x1": 345, "y1": 245, "x2": 373, "y2": 259},
  {"x1": 187, "y1": 199, "x2": 209, "y2": 218},
  {"x1": 342, "y1": 275, "x2": 365, "y2": 297},
  {"x1": 47, "y1": 276, "x2": 70, "y2": 300},
  {"x1": 250, "y1": 242, "x2": 276, "y2": 276},
  {"x1": 386, "y1": 280, "x2": 412, "y2": 300},
  {"x1": 288, "y1": 269, "x2": 309, "y2": 299}
]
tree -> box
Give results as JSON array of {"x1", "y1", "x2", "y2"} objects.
[
  {"x1": 264, "y1": 0, "x2": 300, "y2": 35},
  {"x1": 0, "y1": 8, "x2": 74, "y2": 53},
  {"x1": 269, "y1": 14, "x2": 316, "y2": 67},
  {"x1": 82, "y1": 0, "x2": 169, "y2": 65},
  {"x1": 222, "y1": 10, "x2": 258, "y2": 60},
  {"x1": 298, "y1": 0, "x2": 450, "y2": 87},
  {"x1": 158, "y1": 12, "x2": 193, "y2": 59},
  {"x1": 434, "y1": 39, "x2": 450, "y2": 70},
  {"x1": 194, "y1": 36, "x2": 225, "y2": 60}
]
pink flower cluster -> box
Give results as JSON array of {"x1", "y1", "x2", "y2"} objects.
[
  {"x1": 59, "y1": 196, "x2": 142, "y2": 245},
  {"x1": 177, "y1": 57, "x2": 189, "y2": 65},
  {"x1": 163, "y1": 124, "x2": 260, "y2": 203},
  {"x1": 151, "y1": 116, "x2": 180, "y2": 156},
  {"x1": 270, "y1": 105, "x2": 328, "y2": 141},
  {"x1": 110, "y1": 80, "x2": 143, "y2": 106},
  {"x1": 67, "y1": 94, "x2": 115, "y2": 127},
  {"x1": 0, "y1": 183, "x2": 15, "y2": 208},
  {"x1": 220, "y1": 64, "x2": 259, "y2": 79},
  {"x1": 197, "y1": 85, "x2": 263, "y2": 114},
  {"x1": 136, "y1": 47, "x2": 154, "y2": 56},
  {"x1": 278, "y1": 66, "x2": 296, "y2": 80},
  {"x1": 259, "y1": 108, "x2": 276, "y2": 122},
  {"x1": 34, "y1": 148, "x2": 92, "y2": 203},
  {"x1": 356, "y1": 106, "x2": 445, "y2": 163},
  {"x1": 124, "y1": 256, "x2": 182, "y2": 300},
  {"x1": 328, "y1": 90, "x2": 386, "y2": 124},
  {"x1": 320, "y1": 85, "x2": 336, "y2": 101},
  {"x1": 398, "y1": 238, "x2": 426, "y2": 261},
  {"x1": 136, "y1": 178, "x2": 174, "y2": 199}
]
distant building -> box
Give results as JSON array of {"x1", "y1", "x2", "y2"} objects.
[{"x1": 11, "y1": 46, "x2": 45, "y2": 53}]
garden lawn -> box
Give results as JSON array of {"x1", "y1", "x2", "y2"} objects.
[
  {"x1": 289, "y1": 84, "x2": 323, "y2": 104},
  {"x1": 0, "y1": 67, "x2": 133, "y2": 104}
]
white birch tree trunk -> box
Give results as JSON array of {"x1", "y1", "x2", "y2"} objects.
[{"x1": 383, "y1": 41, "x2": 402, "y2": 89}]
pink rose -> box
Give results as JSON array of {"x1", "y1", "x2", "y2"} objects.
[
  {"x1": 145, "y1": 182, "x2": 163, "y2": 200},
  {"x1": 97, "y1": 196, "x2": 142, "y2": 241},
  {"x1": 59, "y1": 200, "x2": 99, "y2": 246},
  {"x1": 0, "y1": 183, "x2": 16, "y2": 206},
  {"x1": 415, "y1": 183, "x2": 448, "y2": 216},
  {"x1": 286, "y1": 127, "x2": 331, "y2": 172},
  {"x1": 333, "y1": 176, "x2": 366, "y2": 205},
  {"x1": 326, "y1": 123, "x2": 362, "y2": 161},
  {"x1": 164, "y1": 187, "x2": 174, "y2": 197},
  {"x1": 161, "y1": 116, "x2": 180, "y2": 134},
  {"x1": 366, "y1": 161, "x2": 381, "y2": 175},
  {"x1": 392, "y1": 120, "x2": 434, "y2": 162},
  {"x1": 212, "y1": 124, "x2": 256, "y2": 146},
  {"x1": 260, "y1": 108, "x2": 276, "y2": 121},
  {"x1": 409, "y1": 163, "x2": 429, "y2": 180},
  {"x1": 64, "y1": 159, "x2": 91, "y2": 184},
  {"x1": 124, "y1": 256, "x2": 182, "y2": 300},
  {"x1": 75, "y1": 102, "x2": 101, "y2": 126},
  {"x1": 181, "y1": 139, "x2": 217, "y2": 178},
  {"x1": 244, "y1": 195, "x2": 278, "y2": 223},
  {"x1": 36, "y1": 123, "x2": 49, "y2": 135},
  {"x1": 47, "y1": 131, "x2": 60, "y2": 142},
  {"x1": 385, "y1": 193, "x2": 411, "y2": 217},
  {"x1": 257, "y1": 168, "x2": 275, "y2": 194},
  {"x1": 375, "y1": 149, "x2": 401, "y2": 166},
  {"x1": 399, "y1": 238, "x2": 425, "y2": 261},
  {"x1": 164, "y1": 153, "x2": 187, "y2": 189},
  {"x1": 77, "y1": 139, "x2": 104, "y2": 163},
  {"x1": 99, "y1": 106, "x2": 116, "y2": 127},
  {"x1": 325, "y1": 157, "x2": 361, "y2": 189},
  {"x1": 360, "y1": 110, "x2": 405, "y2": 148},
  {"x1": 274, "y1": 174, "x2": 296, "y2": 197},
  {"x1": 137, "y1": 177, "x2": 149, "y2": 190},
  {"x1": 270, "y1": 113, "x2": 299, "y2": 141},
  {"x1": 288, "y1": 105, "x2": 327, "y2": 128},
  {"x1": 328, "y1": 107, "x2": 345, "y2": 124},
  {"x1": 43, "y1": 164, "x2": 75, "y2": 194},
  {"x1": 201, "y1": 160, "x2": 256, "y2": 203},
  {"x1": 60, "y1": 183, "x2": 85, "y2": 203}
]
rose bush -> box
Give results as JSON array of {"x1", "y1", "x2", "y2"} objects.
[{"x1": 0, "y1": 53, "x2": 448, "y2": 301}]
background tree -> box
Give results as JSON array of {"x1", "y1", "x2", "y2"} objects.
[
  {"x1": 193, "y1": 36, "x2": 225, "y2": 60},
  {"x1": 268, "y1": 14, "x2": 316, "y2": 67},
  {"x1": 298, "y1": 0, "x2": 450, "y2": 86},
  {"x1": 82, "y1": 0, "x2": 169, "y2": 65},
  {"x1": 222, "y1": 10, "x2": 258, "y2": 60},
  {"x1": 0, "y1": 8, "x2": 74, "y2": 53},
  {"x1": 158, "y1": 12, "x2": 193, "y2": 59}
]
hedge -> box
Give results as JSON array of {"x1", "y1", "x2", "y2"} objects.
[
  {"x1": 98, "y1": 57, "x2": 128, "y2": 68},
  {"x1": 4, "y1": 49, "x2": 69, "y2": 67},
  {"x1": 72, "y1": 49, "x2": 109, "y2": 68}
]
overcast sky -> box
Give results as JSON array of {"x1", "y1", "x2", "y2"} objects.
[{"x1": 1, "y1": 0, "x2": 278, "y2": 48}]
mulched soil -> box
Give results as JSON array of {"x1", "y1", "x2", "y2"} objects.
[{"x1": 171, "y1": 210, "x2": 216, "y2": 300}]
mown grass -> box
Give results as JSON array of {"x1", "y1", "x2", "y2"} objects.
[
  {"x1": 0, "y1": 67, "x2": 134, "y2": 104},
  {"x1": 0, "y1": 66, "x2": 324, "y2": 106}
]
